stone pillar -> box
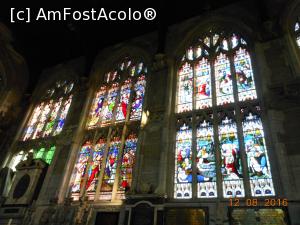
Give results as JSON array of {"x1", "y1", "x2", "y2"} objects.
[{"x1": 134, "y1": 54, "x2": 169, "y2": 196}]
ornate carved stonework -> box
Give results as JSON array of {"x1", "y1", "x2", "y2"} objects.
[{"x1": 5, "y1": 153, "x2": 47, "y2": 205}]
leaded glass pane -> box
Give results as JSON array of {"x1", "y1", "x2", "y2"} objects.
[
  {"x1": 243, "y1": 113, "x2": 275, "y2": 196},
  {"x1": 174, "y1": 124, "x2": 192, "y2": 199},
  {"x1": 219, "y1": 117, "x2": 245, "y2": 198}
]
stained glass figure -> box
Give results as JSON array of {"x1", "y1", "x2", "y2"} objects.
[
  {"x1": 130, "y1": 75, "x2": 146, "y2": 120},
  {"x1": 174, "y1": 32, "x2": 273, "y2": 200},
  {"x1": 243, "y1": 113, "x2": 275, "y2": 196},
  {"x1": 100, "y1": 137, "x2": 121, "y2": 199},
  {"x1": 43, "y1": 98, "x2": 63, "y2": 137},
  {"x1": 219, "y1": 117, "x2": 245, "y2": 198},
  {"x1": 116, "y1": 79, "x2": 132, "y2": 121},
  {"x1": 32, "y1": 101, "x2": 53, "y2": 139},
  {"x1": 196, "y1": 120, "x2": 217, "y2": 198},
  {"x1": 215, "y1": 54, "x2": 234, "y2": 105},
  {"x1": 86, "y1": 138, "x2": 106, "y2": 192},
  {"x1": 23, "y1": 103, "x2": 44, "y2": 141},
  {"x1": 118, "y1": 134, "x2": 138, "y2": 192},
  {"x1": 174, "y1": 123, "x2": 192, "y2": 199},
  {"x1": 234, "y1": 48, "x2": 257, "y2": 101},
  {"x1": 101, "y1": 84, "x2": 119, "y2": 125},
  {"x1": 87, "y1": 86, "x2": 107, "y2": 128},
  {"x1": 53, "y1": 95, "x2": 72, "y2": 135},
  {"x1": 22, "y1": 80, "x2": 73, "y2": 140},
  {"x1": 177, "y1": 63, "x2": 193, "y2": 113},
  {"x1": 71, "y1": 142, "x2": 92, "y2": 193},
  {"x1": 195, "y1": 58, "x2": 212, "y2": 109}
]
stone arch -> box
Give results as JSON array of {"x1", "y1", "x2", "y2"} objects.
[
  {"x1": 169, "y1": 15, "x2": 256, "y2": 61},
  {"x1": 89, "y1": 45, "x2": 152, "y2": 87}
]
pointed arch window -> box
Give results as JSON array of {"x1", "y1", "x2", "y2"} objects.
[
  {"x1": 174, "y1": 32, "x2": 275, "y2": 199},
  {"x1": 70, "y1": 57, "x2": 147, "y2": 201}
]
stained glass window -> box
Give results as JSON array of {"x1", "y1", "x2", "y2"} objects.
[
  {"x1": 71, "y1": 57, "x2": 147, "y2": 201},
  {"x1": 118, "y1": 134, "x2": 138, "y2": 192},
  {"x1": 71, "y1": 142, "x2": 92, "y2": 194},
  {"x1": 219, "y1": 117, "x2": 245, "y2": 198},
  {"x1": 215, "y1": 54, "x2": 234, "y2": 105},
  {"x1": 130, "y1": 75, "x2": 146, "y2": 120},
  {"x1": 174, "y1": 123, "x2": 192, "y2": 199},
  {"x1": 45, "y1": 146, "x2": 56, "y2": 164},
  {"x1": 177, "y1": 63, "x2": 193, "y2": 113},
  {"x1": 195, "y1": 59, "x2": 212, "y2": 109},
  {"x1": 175, "y1": 32, "x2": 275, "y2": 199},
  {"x1": 294, "y1": 21, "x2": 300, "y2": 48},
  {"x1": 22, "y1": 81, "x2": 74, "y2": 141},
  {"x1": 86, "y1": 57, "x2": 147, "y2": 129},
  {"x1": 100, "y1": 136, "x2": 121, "y2": 200},
  {"x1": 86, "y1": 138, "x2": 106, "y2": 193},
  {"x1": 242, "y1": 113, "x2": 275, "y2": 196},
  {"x1": 234, "y1": 48, "x2": 257, "y2": 101},
  {"x1": 197, "y1": 120, "x2": 217, "y2": 198},
  {"x1": 176, "y1": 32, "x2": 257, "y2": 113}
]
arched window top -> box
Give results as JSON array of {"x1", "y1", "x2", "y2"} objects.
[
  {"x1": 103, "y1": 57, "x2": 147, "y2": 84},
  {"x1": 180, "y1": 32, "x2": 248, "y2": 62},
  {"x1": 21, "y1": 79, "x2": 74, "y2": 141},
  {"x1": 86, "y1": 57, "x2": 147, "y2": 129},
  {"x1": 43, "y1": 80, "x2": 74, "y2": 101},
  {"x1": 177, "y1": 32, "x2": 257, "y2": 113}
]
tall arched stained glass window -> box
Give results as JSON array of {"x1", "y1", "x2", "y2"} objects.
[
  {"x1": 174, "y1": 31, "x2": 275, "y2": 199},
  {"x1": 70, "y1": 57, "x2": 147, "y2": 201}
]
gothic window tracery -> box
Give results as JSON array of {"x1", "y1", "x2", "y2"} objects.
[
  {"x1": 22, "y1": 80, "x2": 74, "y2": 141},
  {"x1": 174, "y1": 31, "x2": 275, "y2": 199}
]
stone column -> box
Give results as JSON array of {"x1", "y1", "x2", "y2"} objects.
[{"x1": 134, "y1": 54, "x2": 170, "y2": 196}]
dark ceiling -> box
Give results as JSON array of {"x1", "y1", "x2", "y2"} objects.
[{"x1": 0, "y1": 0, "x2": 246, "y2": 93}]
